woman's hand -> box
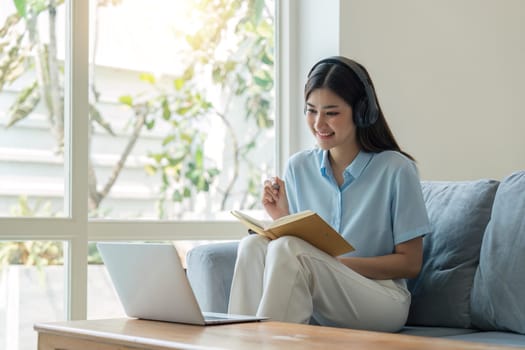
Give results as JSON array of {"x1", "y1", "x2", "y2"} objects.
[
  {"x1": 337, "y1": 237, "x2": 423, "y2": 280},
  {"x1": 262, "y1": 176, "x2": 290, "y2": 220}
]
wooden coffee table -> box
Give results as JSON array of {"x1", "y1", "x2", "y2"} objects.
[{"x1": 35, "y1": 318, "x2": 513, "y2": 350}]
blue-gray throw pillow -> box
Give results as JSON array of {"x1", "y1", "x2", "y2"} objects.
[
  {"x1": 471, "y1": 171, "x2": 525, "y2": 334},
  {"x1": 407, "y1": 179, "x2": 499, "y2": 328}
]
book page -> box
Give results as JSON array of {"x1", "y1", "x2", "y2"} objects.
[
  {"x1": 230, "y1": 210, "x2": 269, "y2": 229},
  {"x1": 268, "y1": 210, "x2": 314, "y2": 228}
]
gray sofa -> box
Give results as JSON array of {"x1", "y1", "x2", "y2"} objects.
[{"x1": 186, "y1": 170, "x2": 525, "y2": 348}]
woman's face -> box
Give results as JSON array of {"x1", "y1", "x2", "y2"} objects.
[{"x1": 305, "y1": 88, "x2": 358, "y2": 153}]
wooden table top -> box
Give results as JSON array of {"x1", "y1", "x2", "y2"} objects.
[{"x1": 35, "y1": 318, "x2": 515, "y2": 350}]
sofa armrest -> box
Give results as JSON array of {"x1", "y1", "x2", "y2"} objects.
[{"x1": 186, "y1": 241, "x2": 239, "y2": 313}]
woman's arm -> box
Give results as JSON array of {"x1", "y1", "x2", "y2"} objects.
[{"x1": 337, "y1": 237, "x2": 423, "y2": 280}]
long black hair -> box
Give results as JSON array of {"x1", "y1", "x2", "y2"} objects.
[{"x1": 304, "y1": 58, "x2": 414, "y2": 161}]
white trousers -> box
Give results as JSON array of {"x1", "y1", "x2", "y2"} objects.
[{"x1": 228, "y1": 235, "x2": 411, "y2": 332}]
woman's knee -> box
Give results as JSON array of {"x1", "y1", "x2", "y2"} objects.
[
  {"x1": 267, "y1": 236, "x2": 310, "y2": 258},
  {"x1": 238, "y1": 234, "x2": 269, "y2": 257}
]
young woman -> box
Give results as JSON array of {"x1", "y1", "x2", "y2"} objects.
[{"x1": 228, "y1": 56, "x2": 431, "y2": 332}]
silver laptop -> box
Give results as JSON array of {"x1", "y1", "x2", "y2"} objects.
[{"x1": 97, "y1": 242, "x2": 267, "y2": 325}]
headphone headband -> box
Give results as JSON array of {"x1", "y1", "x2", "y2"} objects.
[{"x1": 308, "y1": 56, "x2": 379, "y2": 127}]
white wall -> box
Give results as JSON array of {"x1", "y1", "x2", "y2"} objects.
[
  {"x1": 292, "y1": 0, "x2": 525, "y2": 181},
  {"x1": 341, "y1": 0, "x2": 525, "y2": 180}
]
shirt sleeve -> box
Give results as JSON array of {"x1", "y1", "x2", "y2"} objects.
[{"x1": 391, "y1": 161, "x2": 432, "y2": 245}]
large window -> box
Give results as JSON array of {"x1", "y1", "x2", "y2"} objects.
[{"x1": 0, "y1": 0, "x2": 277, "y2": 349}]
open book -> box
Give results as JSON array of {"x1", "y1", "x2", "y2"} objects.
[{"x1": 230, "y1": 210, "x2": 354, "y2": 256}]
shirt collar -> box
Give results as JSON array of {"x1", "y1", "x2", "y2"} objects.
[{"x1": 320, "y1": 150, "x2": 373, "y2": 180}]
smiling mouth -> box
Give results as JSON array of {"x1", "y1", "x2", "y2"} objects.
[{"x1": 316, "y1": 131, "x2": 335, "y2": 137}]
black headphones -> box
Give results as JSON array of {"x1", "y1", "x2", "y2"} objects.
[{"x1": 307, "y1": 56, "x2": 380, "y2": 128}]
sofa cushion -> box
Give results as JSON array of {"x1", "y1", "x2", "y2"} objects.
[
  {"x1": 399, "y1": 326, "x2": 479, "y2": 338},
  {"x1": 445, "y1": 331, "x2": 525, "y2": 348},
  {"x1": 407, "y1": 179, "x2": 499, "y2": 328},
  {"x1": 186, "y1": 241, "x2": 239, "y2": 313},
  {"x1": 470, "y1": 170, "x2": 525, "y2": 334}
]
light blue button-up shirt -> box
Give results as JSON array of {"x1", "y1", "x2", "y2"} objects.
[{"x1": 284, "y1": 149, "x2": 431, "y2": 257}]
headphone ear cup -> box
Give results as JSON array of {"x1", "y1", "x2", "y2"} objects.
[{"x1": 353, "y1": 98, "x2": 369, "y2": 128}]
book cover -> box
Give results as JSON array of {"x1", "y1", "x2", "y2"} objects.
[{"x1": 231, "y1": 210, "x2": 354, "y2": 256}]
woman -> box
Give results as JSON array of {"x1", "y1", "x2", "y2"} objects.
[{"x1": 228, "y1": 56, "x2": 431, "y2": 332}]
